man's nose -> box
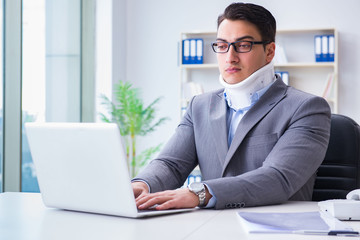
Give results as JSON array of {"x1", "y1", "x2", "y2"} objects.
[{"x1": 226, "y1": 45, "x2": 239, "y2": 63}]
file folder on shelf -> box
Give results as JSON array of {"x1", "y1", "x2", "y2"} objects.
[
  {"x1": 182, "y1": 39, "x2": 190, "y2": 64},
  {"x1": 321, "y1": 35, "x2": 329, "y2": 62},
  {"x1": 182, "y1": 38, "x2": 204, "y2": 64},
  {"x1": 315, "y1": 34, "x2": 335, "y2": 62},
  {"x1": 196, "y1": 39, "x2": 203, "y2": 64},
  {"x1": 314, "y1": 35, "x2": 322, "y2": 62}
]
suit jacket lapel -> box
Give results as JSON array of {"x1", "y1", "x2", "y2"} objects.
[
  {"x1": 222, "y1": 79, "x2": 288, "y2": 174},
  {"x1": 209, "y1": 90, "x2": 228, "y2": 167}
]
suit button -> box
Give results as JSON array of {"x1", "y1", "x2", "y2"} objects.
[{"x1": 225, "y1": 203, "x2": 231, "y2": 209}]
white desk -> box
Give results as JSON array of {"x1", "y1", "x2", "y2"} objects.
[{"x1": 1, "y1": 192, "x2": 359, "y2": 240}]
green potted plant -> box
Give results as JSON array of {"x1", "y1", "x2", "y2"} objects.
[{"x1": 100, "y1": 81, "x2": 169, "y2": 178}]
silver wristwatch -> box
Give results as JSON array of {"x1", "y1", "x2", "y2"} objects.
[{"x1": 188, "y1": 182, "x2": 206, "y2": 207}]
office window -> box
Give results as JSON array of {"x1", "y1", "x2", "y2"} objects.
[{"x1": 21, "y1": 0, "x2": 81, "y2": 192}]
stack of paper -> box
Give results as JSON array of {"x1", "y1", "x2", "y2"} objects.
[{"x1": 237, "y1": 211, "x2": 358, "y2": 236}]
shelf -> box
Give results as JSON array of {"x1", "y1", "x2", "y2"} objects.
[
  {"x1": 180, "y1": 64, "x2": 218, "y2": 69},
  {"x1": 181, "y1": 31, "x2": 216, "y2": 36},
  {"x1": 277, "y1": 28, "x2": 336, "y2": 34},
  {"x1": 181, "y1": 28, "x2": 337, "y2": 37},
  {"x1": 274, "y1": 62, "x2": 336, "y2": 68},
  {"x1": 180, "y1": 62, "x2": 335, "y2": 69}
]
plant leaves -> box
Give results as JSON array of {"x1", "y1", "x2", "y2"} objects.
[{"x1": 98, "y1": 80, "x2": 169, "y2": 177}]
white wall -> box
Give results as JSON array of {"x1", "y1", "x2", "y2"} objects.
[{"x1": 122, "y1": 0, "x2": 360, "y2": 153}]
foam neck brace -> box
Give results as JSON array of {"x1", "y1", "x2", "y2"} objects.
[{"x1": 219, "y1": 62, "x2": 275, "y2": 110}]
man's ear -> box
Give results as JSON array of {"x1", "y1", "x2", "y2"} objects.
[{"x1": 265, "y1": 42, "x2": 276, "y2": 63}]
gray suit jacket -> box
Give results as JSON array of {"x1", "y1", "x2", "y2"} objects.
[{"x1": 135, "y1": 78, "x2": 331, "y2": 209}]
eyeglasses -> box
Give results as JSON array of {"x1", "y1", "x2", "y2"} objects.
[{"x1": 211, "y1": 40, "x2": 270, "y2": 53}]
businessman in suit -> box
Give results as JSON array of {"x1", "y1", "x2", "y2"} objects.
[{"x1": 132, "y1": 3, "x2": 331, "y2": 210}]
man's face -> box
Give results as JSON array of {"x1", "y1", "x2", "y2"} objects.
[{"x1": 216, "y1": 19, "x2": 275, "y2": 84}]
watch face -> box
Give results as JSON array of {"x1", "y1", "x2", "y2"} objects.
[{"x1": 190, "y1": 182, "x2": 204, "y2": 192}]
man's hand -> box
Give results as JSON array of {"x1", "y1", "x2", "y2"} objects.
[
  {"x1": 132, "y1": 181, "x2": 149, "y2": 199},
  {"x1": 135, "y1": 188, "x2": 200, "y2": 210}
]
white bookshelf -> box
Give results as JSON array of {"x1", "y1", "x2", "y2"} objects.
[
  {"x1": 179, "y1": 28, "x2": 338, "y2": 116},
  {"x1": 275, "y1": 28, "x2": 338, "y2": 112}
]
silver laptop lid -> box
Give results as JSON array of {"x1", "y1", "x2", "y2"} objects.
[{"x1": 25, "y1": 122, "x2": 140, "y2": 218}]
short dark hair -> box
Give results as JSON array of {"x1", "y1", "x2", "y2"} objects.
[{"x1": 217, "y1": 3, "x2": 276, "y2": 43}]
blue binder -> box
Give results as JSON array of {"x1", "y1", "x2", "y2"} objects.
[
  {"x1": 196, "y1": 39, "x2": 203, "y2": 64},
  {"x1": 321, "y1": 35, "x2": 329, "y2": 62},
  {"x1": 182, "y1": 39, "x2": 190, "y2": 64},
  {"x1": 182, "y1": 38, "x2": 204, "y2": 64},
  {"x1": 314, "y1": 35, "x2": 322, "y2": 62}
]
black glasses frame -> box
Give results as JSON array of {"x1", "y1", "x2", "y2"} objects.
[{"x1": 211, "y1": 40, "x2": 270, "y2": 53}]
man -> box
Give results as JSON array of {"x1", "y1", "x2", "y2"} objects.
[{"x1": 132, "y1": 3, "x2": 331, "y2": 210}]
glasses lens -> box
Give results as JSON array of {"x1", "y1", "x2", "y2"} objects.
[
  {"x1": 235, "y1": 41, "x2": 252, "y2": 53},
  {"x1": 213, "y1": 42, "x2": 229, "y2": 53}
]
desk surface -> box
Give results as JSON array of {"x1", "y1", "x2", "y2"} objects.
[{"x1": 1, "y1": 192, "x2": 359, "y2": 240}]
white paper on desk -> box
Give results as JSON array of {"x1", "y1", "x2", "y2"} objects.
[{"x1": 237, "y1": 211, "x2": 354, "y2": 234}]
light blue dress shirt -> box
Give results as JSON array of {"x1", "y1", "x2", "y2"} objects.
[{"x1": 226, "y1": 83, "x2": 273, "y2": 146}]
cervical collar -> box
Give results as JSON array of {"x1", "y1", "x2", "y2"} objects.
[{"x1": 219, "y1": 61, "x2": 275, "y2": 110}]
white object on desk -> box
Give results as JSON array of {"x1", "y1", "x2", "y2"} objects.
[
  {"x1": 318, "y1": 199, "x2": 360, "y2": 221},
  {"x1": 318, "y1": 189, "x2": 360, "y2": 220}
]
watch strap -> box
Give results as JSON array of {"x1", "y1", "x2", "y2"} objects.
[{"x1": 198, "y1": 188, "x2": 206, "y2": 207}]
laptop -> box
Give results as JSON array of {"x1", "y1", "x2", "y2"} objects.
[{"x1": 25, "y1": 122, "x2": 195, "y2": 218}]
